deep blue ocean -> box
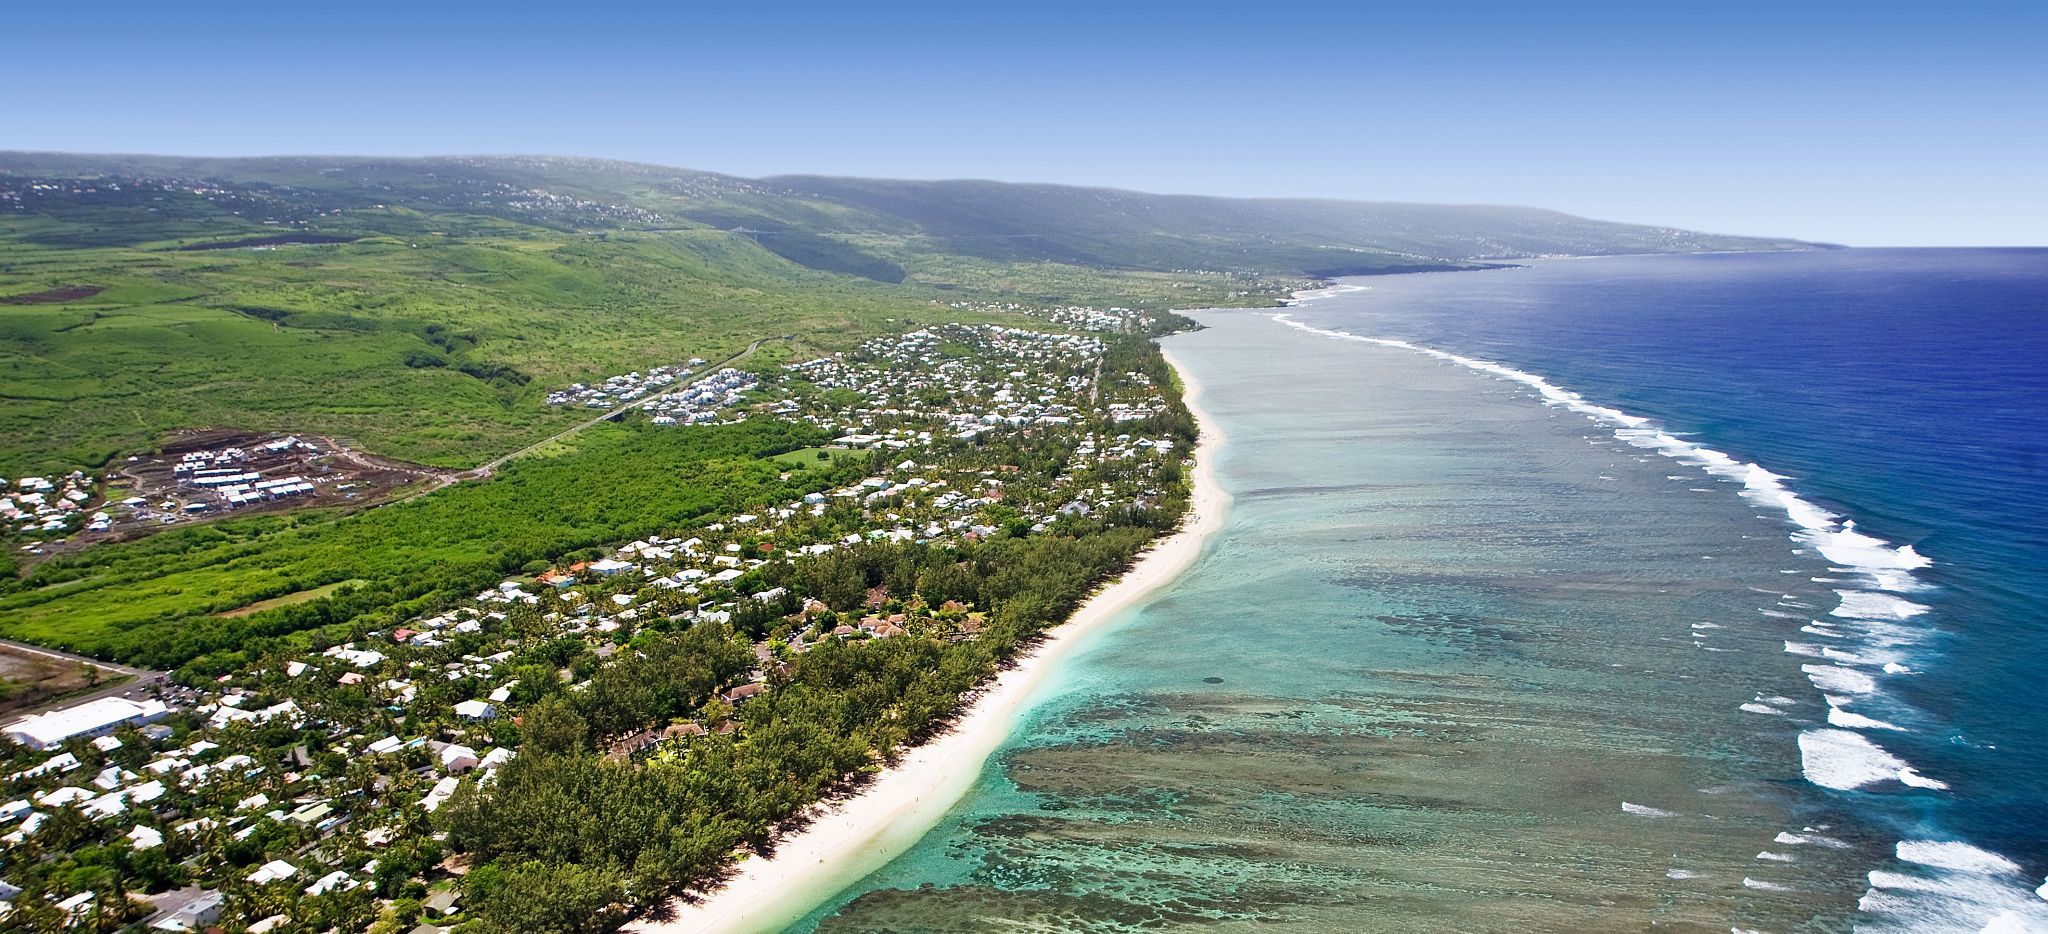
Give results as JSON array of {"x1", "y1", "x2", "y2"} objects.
[
  {"x1": 802, "y1": 248, "x2": 2048, "y2": 932},
  {"x1": 1291, "y1": 248, "x2": 2048, "y2": 926}
]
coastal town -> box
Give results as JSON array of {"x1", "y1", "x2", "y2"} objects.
[{"x1": 0, "y1": 309, "x2": 1197, "y2": 931}]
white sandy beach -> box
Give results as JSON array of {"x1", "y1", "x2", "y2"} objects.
[{"x1": 632, "y1": 349, "x2": 1230, "y2": 934}]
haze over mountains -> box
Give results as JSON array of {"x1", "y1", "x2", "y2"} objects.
[{"x1": 0, "y1": 153, "x2": 1822, "y2": 280}]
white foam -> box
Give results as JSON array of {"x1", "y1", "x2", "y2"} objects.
[
  {"x1": 1667, "y1": 868, "x2": 1699, "y2": 879},
  {"x1": 1857, "y1": 850, "x2": 2048, "y2": 933},
  {"x1": 1262, "y1": 312, "x2": 1986, "y2": 923},
  {"x1": 1897, "y1": 841, "x2": 2023, "y2": 875},
  {"x1": 1803, "y1": 663, "x2": 1878, "y2": 695},
  {"x1": 1744, "y1": 877, "x2": 1794, "y2": 891},
  {"x1": 1870, "y1": 869, "x2": 1950, "y2": 892},
  {"x1": 1797, "y1": 729, "x2": 1943, "y2": 791},
  {"x1": 1775, "y1": 830, "x2": 1852, "y2": 849},
  {"x1": 1834, "y1": 590, "x2": 1930, "y2": 621},
  {"x1": 1757, "y1": 851, "x2": 1797, "y2": 862},
  {"x1": 1802, "y1": 521, "x2": 1931, "y2": 580},
  {"x1": 1623, "y1": 802, "x2": 1679, "y2": 817},
  {"x1": 1828, "y1": 707, "x2": 1907, "y2": 731},
  {"x1": 1283, "y1": 283, "x2": 1371, "y2": 305},
  {"x1": 1982, "y1": 912, "x2": 2039, "y2": 934},
  {"x1": 1267, "y1": 313, "x2": 1934, "y2": 589},
  {"x1": 1900, "y1": 768, "x2": 1951, "y2": 791}
]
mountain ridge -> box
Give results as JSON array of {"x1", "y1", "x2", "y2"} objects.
[{"x1": 0, "y1": 151, "x2": 1830, "y2": 278}]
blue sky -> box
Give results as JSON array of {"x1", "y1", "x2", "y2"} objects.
[{"x1": 6, "y1": 1, "x2": 2044, "y2": 245}]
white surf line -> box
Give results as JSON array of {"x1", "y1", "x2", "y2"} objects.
[{"x1": 1266, "y1": 301, "x2": 2048, "y2": 929}]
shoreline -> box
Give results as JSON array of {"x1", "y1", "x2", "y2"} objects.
[{"x1": 631, "y1": 347, "x2": 1231, "y2": 934}]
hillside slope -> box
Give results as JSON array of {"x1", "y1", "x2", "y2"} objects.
[
  {"x1": 760, "y1": 175, "x2": 1821, "y2": 273},
  {"x1": 0, "y1": 152, "x2": 1820, "y2": 474},
  {"x1": 0, "y1": 152, "x2": 1822, "y2": 274}
]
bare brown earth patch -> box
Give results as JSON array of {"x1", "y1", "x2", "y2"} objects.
[
  {"x1": 19, "y1": 430, "x2": 454, "y2": 569},
  {"x1": 1, "y1": 285, "x2": 105, "y2": 304},
  {"x1": 0, "y1": 644, "x2": 124, "y2": 718},
  {"x1": 172, "y1": 233, "x2": 358, "y2": 251}
]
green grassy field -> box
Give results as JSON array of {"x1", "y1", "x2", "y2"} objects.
[
  {"x1": 0, "y1": 419, "x2": 845, "y2": 670},
  {"x1": 767, "y1": 445, "x2": 863, "y2": 468},
  {"x1": 8, "y1": 152, "x2": 1622, "y2": 478},
  {"x1": 0, "y1": 224, "x2": 1287, "y2": 477},
  {"x1": 0, "y1": 226, "x2": 967, "y2": 474}
]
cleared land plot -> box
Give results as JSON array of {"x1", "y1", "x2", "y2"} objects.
[
  {"x1": 0, "y1": 642, "x2": 129, "y2": 718},
  {"x1": 216, "y1": 578, "x2": 366, "y2": 617},
  {"x1": 769, "y1": 445, "x2": 862, "y2": 469}
]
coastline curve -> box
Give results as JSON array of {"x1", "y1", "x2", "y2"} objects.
[{"x1": 632, "y1": 347, "x2": 1233, "y2": 934}]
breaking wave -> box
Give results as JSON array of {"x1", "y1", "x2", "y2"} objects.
[{"x1": 1268, "y1": 305, "x2": 2044, "y2": 931}]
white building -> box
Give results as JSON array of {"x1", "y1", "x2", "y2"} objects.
[
  {"x1": 5, "y1": 697, "x2": 169, "y2": 750},
  {"x1": 247, "y1": 860, "x2": 298, "y2": 885},
  {"x1": 440, "y1": 744, "x2": 479, "y2": 774}
]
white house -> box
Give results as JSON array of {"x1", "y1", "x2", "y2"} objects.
[
  {"x1": 421, "y1": 776, "x2": 460, "y2": 812},
  {"x1": 440, "y1": 744, "x2": 479, "y2": 774},
  {"x1": 588, "y1": 558, "x2": 633, "y2": 576},
  {"x1": 246, "y1": 859, "x2": 297, "y2": 885},
  {"x1": 150, "y1": 889, "x2": 223, "y2": 931},
  {"x1": 304, "y1": 870, "x2": 353, "y2": 896}
]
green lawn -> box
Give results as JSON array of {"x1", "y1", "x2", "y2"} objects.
[{"x1": 768, "y1": 445, "x2": 864, "y2": 469}]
